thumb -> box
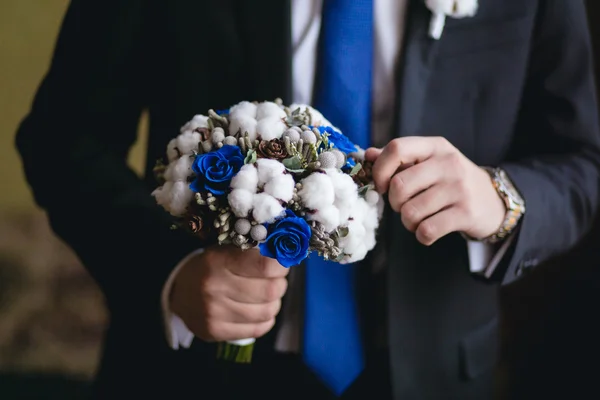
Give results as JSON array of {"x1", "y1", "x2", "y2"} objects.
[{"x1": 364, "y1": 147, "x2": 383, "y2": 162}]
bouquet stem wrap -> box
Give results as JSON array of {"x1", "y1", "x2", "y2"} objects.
[{"x1": 217, "y1": 338, "x2": 255, "y2": 363}]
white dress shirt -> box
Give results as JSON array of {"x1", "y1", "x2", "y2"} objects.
[{"x1": 162, "y1": 0, "x2": 509, "y2": 353}]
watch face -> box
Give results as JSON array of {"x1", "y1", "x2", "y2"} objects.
[{"x1": 498, "y1": 170, "x2": 525, "y2": 206}]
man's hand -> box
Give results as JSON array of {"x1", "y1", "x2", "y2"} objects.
[
  {"x1": 170, "y1": 246, "x2": 289, "y2": 342},
  {"x1": 366, "y1": 137, "x2": 506, "y2": 246}
]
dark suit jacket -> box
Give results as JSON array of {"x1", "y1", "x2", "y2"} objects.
[
  {"x1": 15, "y1": 0, "x2": 600, "y2": 399},
  {"x1": 495, "y1": 2, "x2": 600, "y2": 398}
]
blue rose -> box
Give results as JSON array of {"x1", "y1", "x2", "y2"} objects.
[
  {"x1": 259, "y1": 209, "x2": 312, "y2": 268},
  {"x1": 318, "y1": 126, "x2": 358, "y2": 155},
  {"x1": 190, "y1": 145, "x2": 244, "y2": 196}
]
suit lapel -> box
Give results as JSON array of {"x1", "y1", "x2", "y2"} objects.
[
  {"x1": 235, "y1": 0, "x2": 292, "y2": 104},
  {"x1": 395, "y1": 0, "x2": 441, "y2": 137}
]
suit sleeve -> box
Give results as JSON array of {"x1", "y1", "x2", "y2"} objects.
[
  {"x1": 493, "y1": 0, "x2": 600, "y2": 285},
  {"x1": 15, "y1": 0, "x2": 200, "y2": 310}
]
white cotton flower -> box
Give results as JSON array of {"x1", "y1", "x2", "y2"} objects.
[
  {"x1": 358, "y1": 197, "x2": 380, "y2": 233},
  {"x1": 308, "y1": 205, "x2": 341, "y2": 233},
  {"x1": 338, "y1": 219, "x2": 366, "y2": 256},
  {"x1": 363, "y1": 231, "x2": 377, "y2": 252},
  {"x1": 256, "y1": 158, "x2": 286, "y2": 186},
  {"x1": 363, "y1": 187, "x2": 385, "y2": 219},
  {"x1": 264, "y1": 174, "x2": 295, "y2": 202},
  {"x1": 180, "y1": 114, "x2": 209, "y2": 133},
  {"x1": 229, "y1": 115, "x2": 258, "y2": 141},
  {"x1": 336, "y1": 190, "x2": 382, "y2": 263},
  {"x1": 252, "y1": 193, "x2": 285, "y2": 224},
  {"x1": 324, "y1": 169, "x2": 358, "y2": 222},
  {"x1": 164, "y1": 155, "x2": 194, "y2": 182},
  {"x1": 230, "y1": 164, "x2": 259, "y2": 193},
  {"x1": 365, "y1": 188, "x2": 380, "y2": 206},
  {"x1": 166, "y1": 139, "x2": 179, "y2": 162},
  {"x1": 152, "y1": 181, "x2": 193, "y2": 217},
  {"x1": 289, "y1": 103, "x2": 334, "y2": 128},
  {"x1": 425, "y1": 0, "x2": 478, "y2": 18},
  {"x1": 229, "y1": 101, "x2": 258, "y2": 119},
  {"x1": 228, "y1": 189, "x2": 254, "y2": 218},
  {"x1": 298, "y1": 172, "x2": 335, "y2": 210},
  {"x1": 257, "y1": 116, "x2": 287, "y2": 141},
  {"x1": 256, "y1": 101, "x2": 286, "y2": 120},
  {"x1": 343, "y1": 244, "x2": 368, "y2": 264},
  {"x1": 352, "y1": 197, "x2": 379, "y2": 233},
  {"x1": 166, "y1": 131, "x2": 201, "y2": 162}
]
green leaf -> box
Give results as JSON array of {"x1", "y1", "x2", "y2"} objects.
[
  {"x1": 286, "y1": 168, "x2": 305, "y2": 174},
  {"x1": 349, "y1": 163, "x2": 363, "y2": 176},
  {"x1": 244, "y1": 149, "x2": 257, "y2": 164},
  {"x1": 283, "y1": 155, "x2": 303, "y2": 170}
]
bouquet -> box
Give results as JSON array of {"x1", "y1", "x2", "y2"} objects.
[{"x1": 152, "y1": 99, "x2": 383, "y2": 362}]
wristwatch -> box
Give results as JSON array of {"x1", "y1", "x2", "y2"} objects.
[{"x1": 477, "y1": 167, "x2": 525, "y2": 244}]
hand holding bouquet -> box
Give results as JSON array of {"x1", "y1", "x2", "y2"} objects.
[{"x1": 153, "y1": 99, "x2": 383, "y2": 361}]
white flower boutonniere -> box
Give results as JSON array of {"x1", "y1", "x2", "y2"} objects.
[{"x1": 425, "y1": 0, "x2": 478, "y2": 40}]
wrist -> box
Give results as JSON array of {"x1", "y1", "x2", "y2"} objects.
[
  {"x1": 470, "y1": 167, "x2": 525, "y2": 243},
  {"x1": 162, "y1": 248, "x2": 204, "y2": 349}
]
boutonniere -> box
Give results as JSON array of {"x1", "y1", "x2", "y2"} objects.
[{"x1": 425, "y1": 0, "x2": 478, "y2": 40}]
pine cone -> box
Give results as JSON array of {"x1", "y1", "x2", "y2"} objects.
[
  {"x1": 183, "y1": 211, "x2": 211, "y2": 240},
  {"x1": 188, "y1": 215, "x2": 203, "y2": 233},
  {"x1": 257, "y1": 139, "x2": 288, "y2": 160}
]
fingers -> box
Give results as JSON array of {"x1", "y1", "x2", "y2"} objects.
[
  {"x1": 415, "y1": 206, "x2": 465, "y2": 246},
  {"x1": 224, "y1": 276, "x2": 288, "y2": 304},
  {"x1": 199, "y1": 319, "x2": 276, "y2": 342},
  {"x1": 228, "y1": 249, "x2": 289, "y2": 279},
  {"x1": 400, "y1": 183, "x2": 458, "y2": 232},
  {"x1": 364, "y1": 147, "x2": 382, "y2": 162},
  {"x1": 204, "y1": 298, "x2": 282, "y2": 324},
  {"x1": 372, "y1": 137, "x2": 452, "y2": 194},
  {"x1": 388, "y1": 158, "x2": 446, "y2": 212}
]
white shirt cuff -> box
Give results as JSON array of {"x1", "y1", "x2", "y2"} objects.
[
  {"x1": 161, "y1": 248, "x2": 204, "y2": 350},
  {"x1": 466, "y1": 233, "x2": 516, "y2": 278}
]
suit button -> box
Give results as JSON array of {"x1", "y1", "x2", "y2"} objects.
[
  {"x1": 515, "y1": 262, "x2": 524, "y2": 277},
  {"x1": 516, "y1": 259, "x2": 538, "y2": 277}
]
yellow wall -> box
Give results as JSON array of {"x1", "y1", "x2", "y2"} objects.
[{"x1": 0, "y1": 1, "x2": 148, "y2": 213}]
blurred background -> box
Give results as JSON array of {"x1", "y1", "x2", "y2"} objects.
[
  {"x1": 0, "y1": 1, "x2": 147, "y2": 398},
  {"x1": 0, "y1": 1, "x2": 599, "y2": 399}
]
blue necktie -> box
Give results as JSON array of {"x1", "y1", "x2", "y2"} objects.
[{"x1": 303, "y1": 0, "x2": 373, "y2": 396}]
